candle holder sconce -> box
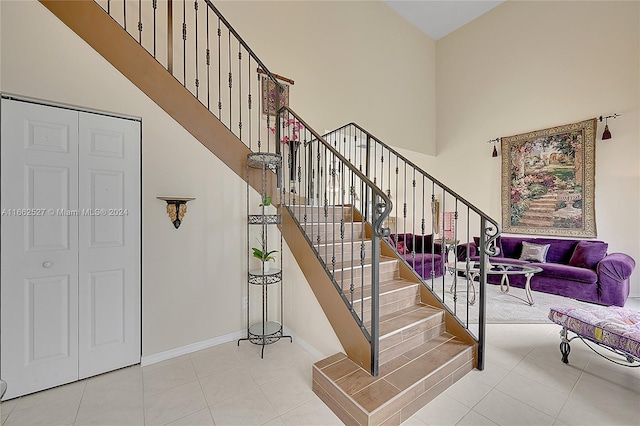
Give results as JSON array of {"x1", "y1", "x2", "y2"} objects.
[{"x1": 157, "y1": 197, "x2": 195, "y2": 229}]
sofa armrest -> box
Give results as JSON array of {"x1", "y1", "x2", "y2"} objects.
[
  {"x1": 456, "y1": 243, "x2": 477, "y2": 261},
  {"x1": 598, "y1": 253, "x2": 635, "y2": 282},
  {"x1": 597, "y1": 253, "x2": 636, "y2": 306}
]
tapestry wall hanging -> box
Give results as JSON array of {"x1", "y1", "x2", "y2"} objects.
[
  {"x1": 261, "y1": 75, "x2": 290, "y2": 116},
  {"x1": 501, "y1": 118, "x2": 597, "y2": 238}
]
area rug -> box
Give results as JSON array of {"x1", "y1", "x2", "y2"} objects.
[{"x1": 432, "y1": 276, "x2": 598, "y2": 324}]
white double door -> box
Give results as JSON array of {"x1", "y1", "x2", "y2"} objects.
[{"x1": 0, "y1": 99, "x2": 141, "y2": 400}]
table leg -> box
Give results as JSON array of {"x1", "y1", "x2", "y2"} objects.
[
  {"x1": 499, "y1": 272, "x2": 510, "y2": 294},
  {"x1": 523, "y1": 272, "x2": 535, "y2": 305},
  {"x1": 448, "y1": 270, "x2": 477, "y2": 305}
]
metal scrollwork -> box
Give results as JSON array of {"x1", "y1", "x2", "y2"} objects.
[{"x1": 483, "y1": 224, "x2": 502, "y2": 257}]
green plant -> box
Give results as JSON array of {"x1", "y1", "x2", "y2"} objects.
[
  {"x1": 252, "y1": 247, "x2": 277, "y2": 262},
  {"x1": 259, "y1": 195, "x2": 272, "y2": 207},
  {"x1": 252, "y1": 233, "x2": 277, "y2": 262}
]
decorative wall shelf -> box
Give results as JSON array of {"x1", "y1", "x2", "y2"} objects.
[{"x1": 157, "y1": 197, "x2": 195, "y2": 229}]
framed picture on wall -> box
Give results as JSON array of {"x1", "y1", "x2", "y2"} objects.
[{"x1": 501, "y1": 118, "x2": 597, "y2": 237}]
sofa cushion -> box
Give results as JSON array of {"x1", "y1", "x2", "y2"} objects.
[
  {"x1": 500, "y1": 236, "x2": 523, "y2": 258},
  {"x1": 413, "y1": 234, "x2": 433, "y2": 253},
  {"x1": 537, "y1": 263, "x2": 597, "y2": 284},
  {"x1": 519, "y1": 241, "x2": 550, "y2": 263},
  {"x1": 568, "y1": 240, "x2": 608, "y2": 270}
]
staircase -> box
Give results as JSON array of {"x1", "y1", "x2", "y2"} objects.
[
  {"x1": 40, "y1": 2, "x2": 498, "y2": 424},
  {"x1": 288, "y1": 204, "x2": 474, "y2": 425}
]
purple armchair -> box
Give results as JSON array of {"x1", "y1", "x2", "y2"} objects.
[{"x1": 388, "y1": 233, "x2": 444, "y2": 280}]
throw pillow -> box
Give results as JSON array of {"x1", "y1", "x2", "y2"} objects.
[
  {"x1": 569, "y1": 240, "x2": 608, "y2": 270},
  {"x1": 396, "y1": 241, "x2": 408, "y2": 255},
  {"x1": 519, "y1": 241, "x2": 550, "y2": 263}
]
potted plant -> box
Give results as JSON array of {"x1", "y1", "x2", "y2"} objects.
[{"x1": 252, "y1": 234, "x2": 278, "y2": 273}]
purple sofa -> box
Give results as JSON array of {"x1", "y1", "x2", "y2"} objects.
[
  {"x1": 457, "y1": 235, "x2": 635, "y2": 307},
  {"x1": 388, "y1": 233, "x2": 444, "y2": 280}
]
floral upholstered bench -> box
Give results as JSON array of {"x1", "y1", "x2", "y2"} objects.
[{"x1": 548, "y1": 305, "x2": 640, "y2": 367}]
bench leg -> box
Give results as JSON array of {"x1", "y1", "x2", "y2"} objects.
[{"x1": 560, "y1": 327, "x2": 571, "y2": 364}]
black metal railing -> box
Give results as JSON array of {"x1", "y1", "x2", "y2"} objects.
[
  {"x1": 96, "y1": 0, "x2": 283, "y2": 154},
  {"x1": 320, "y1": 123, "x2": 501, "y2": 369},
  {"x1": 277, "y1": 108, "x2": 392, "y2": 376}
]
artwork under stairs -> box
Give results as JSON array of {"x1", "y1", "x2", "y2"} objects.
[{"x1": 288, "y1": 205, "x2": 474, "y2": 426}]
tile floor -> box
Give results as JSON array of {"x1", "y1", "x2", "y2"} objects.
[{"x1": 1, "y1": 320, "x2": 639, "y2": 425}]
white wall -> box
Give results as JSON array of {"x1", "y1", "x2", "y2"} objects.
[
  {"x1": 435, "y1": 0, "x2": 640, "y2": 296},
  {"x1": 215, "y1": 0, "x2": 437, "y2": 155},
  {"x1": 0, "y1": 0, "x2": 342, "y2": 358}
]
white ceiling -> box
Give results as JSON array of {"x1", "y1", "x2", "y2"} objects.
[{"x1": 384, "y1": 0, "x2": 505, "y2": 40}]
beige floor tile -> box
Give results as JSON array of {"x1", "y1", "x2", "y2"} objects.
[
  {"x1": 82, "y1": 369, "x2": 144, "y2": 405},
  {"x1": 444, "y1": 374, "x2": 492, "y2": 408},
  {"x1": 483, "y1": 343, "x2": 531, "y2": 371},
  {"x1": 495, "y1": 371, "x2": 569, "y2": 418},
  {"x1": 278, "y1": 396, "x2": 343, "y2": 426},
  {"x1": 166, "y1": 407, "x2": 215, "y2": 426},
  {"x1": 455, "y1": 409, "x2": 499, "y2": 426},
  {"x1": 74, "y1": 396, "x2": 144, "y2": 426},
  {"x1": 143, "y1": 358, "x2": 198, "y2": 396},
  {"x1": 199, "y1": 366, "x2": 258, "y2": 405},
  {"x1": 556, "y1": 372, "x2": 640, "y2": 425},
  {"x1": 4, "y1": 390, "x2": 82, "y2": 426},
  {"x1": 0, "y1": 399, "x2": 18, "y2": 425},
  {"x1": 259, "y1": 374, "x2": 316, "y2": 415},
  {"x1": 464, "y1": 360, "x2": 510, "y2": 388},
  {"x1": 12, "y1": 380, "x2": 86, "y2": 412},
  {"x1": 473, "y1": 388, "x2": 555, "y2": 425},
  {"x1": 411, "y1": 393, "x2": 471, "y2": 425},
  {"x1": 210, "y1": 387, "x2": 278, "y2": 426},
  {"x1": 511, "y1": 355, "x2": 583, "y2": 395},
  {"x1": 261, "y1": 416, "x2": 287, "y2": 426},
  {"x1": 144, "y1": 380, "x2": 207, "y2": 425}
]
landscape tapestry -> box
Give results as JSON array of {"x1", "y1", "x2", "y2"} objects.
[{"x1": 501, "y1": 118, "x2": 597, "y2": 237}]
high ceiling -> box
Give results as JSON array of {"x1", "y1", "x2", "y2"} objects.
[{"x1": 383, "y1": 0, "x2": 505, "y2": 40}]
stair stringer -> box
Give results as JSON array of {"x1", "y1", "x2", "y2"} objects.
[
  {"x1": 281, "y1": 207, "x2": 373, "y2": 373},
  {"x1": 39, "y1": 0, "x2": 275, "y2": 197}
]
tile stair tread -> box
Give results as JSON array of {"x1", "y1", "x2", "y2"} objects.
[
  {"x1": 348, "y1": 278, "x2": 419, "y2": 301},
  {"x1": 315, "y1": 337, "x2": 473, "y2": 410},
  {"x1": 374, "y1": 304, "x2": 444, "y2": 339},
  {"x1": 328, "y1": 256, "x2": 397, "y2": 272}
]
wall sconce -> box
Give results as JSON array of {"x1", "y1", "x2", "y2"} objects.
[
  {"x1": 487, "y1": 137, "x2": 500, "y2": 158},
  {"x1": 599, "y1": 113, "x2": 620, "y2": 140},
  {"x1": 157, "y1": 197, "x2": 195, "y2": 229}
]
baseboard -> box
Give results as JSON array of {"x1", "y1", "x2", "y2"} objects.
[
  {"x1": 141, "y1": 330, "x2": 245, "y2": 366},
  {"x1": 141, "y1": 327, "x2": 329, "y2": 367},
  {"x1": 283, "y1": 326, "x2": 329, "y2": 361}
]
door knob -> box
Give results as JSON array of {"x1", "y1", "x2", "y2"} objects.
[{"x1": 42, "y1": 261, "x2": 53, "y2": 268}]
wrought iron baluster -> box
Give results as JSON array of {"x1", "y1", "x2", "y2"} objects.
[
  {"x1": 238, "y1": 45, "x2": 242, "y2": 139},
  {"x1": 153, "y1": 0, "x2": 157, "y2": 57},
  {"x1": 194, "y1": 0, "x2": 199, "y2": 98},
  {"x1": 137, "y1": 0, "x2": 142, "y2": 44},
  {"x1": 205, "y1": 7, "x2": 210, "y2": 109},
  {"x1": 228, "y1": 29, "x2": 232, "y2": 130},
  {"x1": 217, "y1": 19, "x2": 221, "y2": 118},
  {"x1": 182, "y1": 0, "x2": 186, "y2": 87}
]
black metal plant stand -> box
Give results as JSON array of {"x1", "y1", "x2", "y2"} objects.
[{"x1": 238, "y1": 153, "x2": 292, "y2": 358}]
